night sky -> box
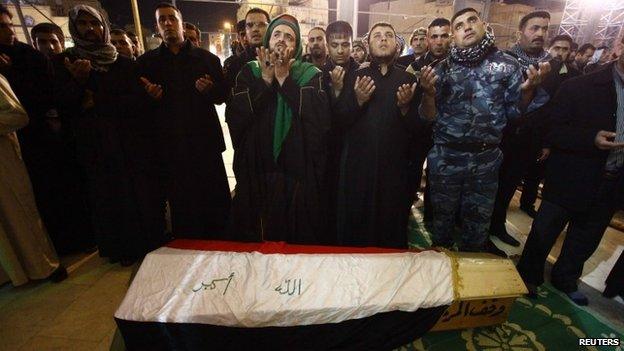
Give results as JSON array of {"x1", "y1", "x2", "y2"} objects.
[
  {"x1": 100, "y1": 0, "x2": 238, "y2": 34},
  {"x1": 100, "y1": 0, "x2": 542, "y2": 35}
]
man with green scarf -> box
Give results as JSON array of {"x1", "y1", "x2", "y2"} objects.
[{"x1": 226, "y1": 15, "x2": 331, "y2": 244}]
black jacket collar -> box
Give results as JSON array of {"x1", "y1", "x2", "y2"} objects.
[{"x1": 158, "y1": 39, "x2": 193, "y2": 56}]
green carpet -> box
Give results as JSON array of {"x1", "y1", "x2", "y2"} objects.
[{"x1": 403, "y1": 209, "x2": 624, "y2": 351}]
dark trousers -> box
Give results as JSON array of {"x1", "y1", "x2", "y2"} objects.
[
  {"x1": 490, "y1": 133, "x2": 533, "y2": 232},
  {"x1": 604, "y1": 251, "x2": 624, "y2": 297},
  {"x1": 519, "y1": 159, "x2": 545, "y2": 209},
  {"x1": 517, "y1": 177, "x2": 618, "y2": 292}
]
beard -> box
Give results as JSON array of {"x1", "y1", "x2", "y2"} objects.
[
  {"x1": 370, "y1": 46, "x2": 397, "y2": 64},
  {"x1": 311, "y1": 46, "x2": 325, "y2": 59}
]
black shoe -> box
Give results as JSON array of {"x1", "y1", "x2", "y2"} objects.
[
  {"x1": 120, "y1": 258, "x2": 137, "y2": 267},
  {"x1": 491, "y1": 228, "x2": 521, "y2": 247},
  {"x1": 520, "y1": 205, "x2": 537, "y2": 218},
  {"x1": 486, "y1": 241, "x2": 508, "y2": 258},
  {"x1": 83, "y1": 245, "x2": 98, "y2": 254},
  {"x1": 49, "y1": 266, "x2": 68, "y2": 283},
  {"x1": 602, "y1": 285, "x2": 620, "y2": 299},
  {"x1": 565, "y1": 290, "x2": 589, "y2": 306},
  {"x1": 525, "y1": 282, "x2": 538, "y2": 299}
]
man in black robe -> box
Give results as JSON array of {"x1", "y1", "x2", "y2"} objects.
[
  {"x1": 337, "y1": 22, "x2": 422, "y2": 249},
  {"x1": 223, "y1": 8, "x2": 270, "y2": 89},
  {"x1": 320, "y1": 20, "x2": 359, "y2": 240},
  {"x1": 226, "y1": 15, "x2": 331, "y2": 244},
  {"x1": 136, "y1": 2, "x2": 231, "y2": 240},
  {"x1": 0, "y1": 5, "x2": 97, "y2": 255},
  {"x1": 53, "y1": 5, "x2": 143, "y2": 263}
]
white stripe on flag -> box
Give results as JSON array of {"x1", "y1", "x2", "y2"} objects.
[{"x1": 115, "y1": 247, "x2": 454, "y2": 327}]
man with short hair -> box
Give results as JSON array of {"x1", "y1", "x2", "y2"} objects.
[
  {"x1": 585, "y1": 45, "x2": 611, "y2": 74},
  {"x1": 518, "y1": 34, "x2": 582, "y2": 215},
  {"x1": 110, "y1": 28, "x2": 135, "y2": 59},
  {"x1": 304, "y1": 26, "x2": 328, "y2": 68},
  {"x1": 53, "y1": 4, "x2": 141, "y2": 262},
  {"x1": 137, "y1": 2, "x2": 231, "y2": 241},
  {"x1": 126, "y1": 31, "x2": 144, "y2": 57},
  {"x1": 320, "y1": 20, "x2": 360, "y2": 239},
  {"x1": 405, "y1": 17, "x2": 451, "y2": 217},
  {"x1": 223, "y1": 8, "x2": 269, "y2": 88},
  {"x1": 226, "y1": 15, "x2": 331, "y2": 244},
  {"x1": 489, "y1": 10, "x2": 552, "y2": 246},
  {"x1": 396, "y1": 27, "x2": 427, "y2": 67},
  {"x1": 337, "y1": 22, "x2": 422, "y2": 248},
  {"x1": 31, "y1": 22, "x2": 65, "y2": 57},
  {"x1": 567, "y1": 41, "x2": 578, "y2": 64},
  {"x1": 517, "y1": 36, "x2": 624, "y2": 306},
  {"x1": 184, "y1": 22, "x2": 201, "y2": 47},
  {"x1": 572, "y1": 43, "x2": 596, "y2": 72},
  {"x1": 234, "y1": 19, "x2": 247, "y2": 56},
  {"x1": 420, "y1": 8, "x2": 544, "y2": 255},
  {"x1": 351, "y1": 39, "x2": 367, "y2": 64}
]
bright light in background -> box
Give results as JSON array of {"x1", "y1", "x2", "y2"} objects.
[
  {"x1": 223, "y1": 22, "x2": 231, "y2": 30},
  {"x1": 581, "y1": 0, "x2": 620, "y2": 11}
]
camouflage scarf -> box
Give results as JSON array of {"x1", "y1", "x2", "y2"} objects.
[
  {"x1": 509, "y1": 43, "x2": 550, "y2": 71},
  {"x1": 449, "y1": 31, "x2": 495, "y2": 67}
]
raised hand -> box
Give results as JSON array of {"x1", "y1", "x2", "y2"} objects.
[
  {"x1": 140, "y1": 77, "x2": 163, "y2": 100},
  {"x1": 64, "y1": 57, "x2": 92, "y2": 82},
  {"x1": 330, "y1": 65, "x2": 346, "y2": 94},
  {"x1": 521, "y1": 61, "x2": 551, "y2": 91},
  {"x1": 275, "y1": 47, "x2": 295, "y2": 86},
  {"x1": 195, "y1": 74, "x2": 214, "y2": 93},
  {"x1": 354, "y1": 76, "x2": 375, "y2": 107},
  {"x1": 595, "y1": 130, "x2": 624, "y2": 150},
  {"x1": 420, "y1": 66, "x2": 438, "y2": 97},
  {"x1": 256, "y1": 46, "x2": 276, "y2": 86},
  {"x1": 396, "y1": 83, "x2": 417, "y2": 109}
]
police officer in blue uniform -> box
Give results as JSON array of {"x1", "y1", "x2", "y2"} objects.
[{"x1": 418, "y1": 8, "x2": 547, "y2": 255}]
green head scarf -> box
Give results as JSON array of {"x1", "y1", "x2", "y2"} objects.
[{"x1": 247, "y1": 15, "x2": 320, "y2": 161}]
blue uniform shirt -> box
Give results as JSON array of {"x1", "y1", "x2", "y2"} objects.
[{"x1": 430, "y1": 49, "x2": 523, "y2": 145}]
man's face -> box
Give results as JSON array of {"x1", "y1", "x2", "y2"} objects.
[
  {"x1": 548, "y1": 40, "x2": 570, "y2": 62},
  {"x1": 518, "y1": 17, "x2": 549, "y2": 54},
  {"x1": 352, "y1": 45, "x2": 366, "y2": 63},
  {"x1": 156, "y1": 7, "x2": 184, "y2": 45},
  {"x1": 75, "y1": 11, "x2": 104, "y2": 43},
  {"x1": 238, "y1": 30, "x2": 247, "y2": 47},
  {"x1": 0, "y1": 14, "x2": 15, "y2": 46},
  {"x1": 245, "y1": 13, "x2": 268, "y2": 47},
  {"x1": 111, "y1": 33, "x2": 134, "y2": 58},
  {"x1": 185, "y1": 29, "x2": 199, "y2": 47},
  {"x1": 328, "y1": 34, "x2": 351, "y2": 65},
  {"x1": 269, "y1": 24, "x2": 296, "y2": 55},
  {"x1": 369, "y1": 25, "x2": 397, "y2": 63},
  {"x1": 411, "y1": 34, "x2": 427, "y2": 56},
  {"x1": 428, "y1": 25, "x2": 450, "y2": 58},
  {"x1": 128, "y1": 35, "x2": 140, "y2": 56},
  {"x1": 34, "y1": 32, "x2": 63, "y2": 56},
  {"x1": 307, "y1": 29, "x2": 326, "y2": 58},
  {"x1": 575, "y1": 48, "x2": 595, "y2": 65},
  {"x1": 452, "y1": 11, "x2": 486, "y2": 49}
]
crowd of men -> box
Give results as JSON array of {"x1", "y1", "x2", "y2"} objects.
[{"x1": 0, "y1": 2, "x2": 622, "y2": 303}]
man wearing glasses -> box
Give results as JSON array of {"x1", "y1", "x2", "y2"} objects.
[{"x1": 224, "y1": 8, "x2": 270, "y2": 89}]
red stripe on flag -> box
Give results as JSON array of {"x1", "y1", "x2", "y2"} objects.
[{"x1": 166, "y1": 239, "x2": 427, "y2": 254}]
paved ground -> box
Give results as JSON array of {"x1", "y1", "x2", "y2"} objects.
[{"x1": 0, "y1": 104, "x2": 622, "y2": 350}]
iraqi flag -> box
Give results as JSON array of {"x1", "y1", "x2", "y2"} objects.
[{"x1": 114, "y1": 240, "x2": 455, "y2": 350}]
